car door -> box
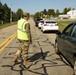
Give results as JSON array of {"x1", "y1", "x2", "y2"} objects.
[
  {"x1": 60, "y1": 23, "x2": 76, "y2": 65},
  {"x1": 70, "y1": 24, "x2": 76, "y2": 66},
  {"x1": 58, "y1": 23, "x2": 73, "y2": 53}
]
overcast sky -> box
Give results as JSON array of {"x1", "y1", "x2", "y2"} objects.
[{"x1": 0, "y1": 0, "x2": 76, "y2": 14}]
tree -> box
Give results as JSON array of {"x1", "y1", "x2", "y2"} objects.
[
  {"x1": 34, "y1": 12, "x2": 40, "y2": 18},
  {"x1": 47, "y1": 9, "x2": 55, "y2": 18},
  {"x1": 12, "y1": 12, "x2": 17, "y2": 22},
  {"x1": 2, "y1": 3, "x2": 10, "y2": 23},
  {"x1": 43, "y1": 9, "x2": 47, "y2": 15},
  {"x1": 67, "y1": 7, "x2": 71, "y2": 12},
  {"x1": 0, "y1": 2, "x2": 3, "y2": 22},
  {"x1": 72, "y1": 8, "x2": 75, "y2": 10},
  {"x1": 47, "y1": 9, "x2": 51, "y2": 16},
  {"x1": 16, "y1": 9, "x2": 23, "y2": 20},
  {"x1": 52, "y1": 9, "x2": 55, "y2": 17},
  {"x1": 55, "y1": 9, "x2": 59, "y2": 17},
  {"x1": 63, "y1": 8, "x2": 68, "y2": 14}
]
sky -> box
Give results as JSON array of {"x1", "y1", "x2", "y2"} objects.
[{"x1": 0, "y1": 0, "x2": 76, "y2": 14}]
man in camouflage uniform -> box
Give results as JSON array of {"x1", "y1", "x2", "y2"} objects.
[{"x1": 13, "y1": 12, "x2": 32, "y2": 65}]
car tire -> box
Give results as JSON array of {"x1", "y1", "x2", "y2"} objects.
[
  {"x1": 35, "y1": 24, "x2": 38, "y2": 27},
  {"x1": 74, "y1": 61, "x2": 76, "y2": 75},
  {"x1": 42, "y1": 29, "x2": 45, "y2": 33},
  {"x1": 41, "y1": 29, "x2": 44, "y2": 33},
  {"x1": 42, "y1": 30, "x2": 45, "y2": 33},
  {"x1": 55, "y1": 42, "x2": 60, "y2": 55},
  {"x1": 38, "y1": 25, "x2": 40, "y2": 28}
]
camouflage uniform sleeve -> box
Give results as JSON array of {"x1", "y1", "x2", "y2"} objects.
[{"x1": 25, "y1": 23, "x2": 31, "y2": 41}]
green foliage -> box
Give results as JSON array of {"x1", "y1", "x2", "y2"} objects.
[
  {"x1": 55, "y1": 9, "x2": 59, "y2": 17},
  {"x1": 16, "y1": 9, "x2": 23, "y2": 20},
  {"x1": 0, "y1": 2, "x2": 20, "y2": 24},
  {"x1": 33, "y1": 7, "x2": 75, "y2": 19},
  {"x1": 2, "y1": 3, "x2": 10, "y2": 23},
  {"x1": 0, "y1": 2, "x2": 3, "y2": 21},
  {"x1": 47, "y1": 9, "x2": 52, "y2": 16},
  {"x1": 63, "y1": 7, "x2": 71, "y2": 14},
  {"x1": 12, "y1": 12, "x2": 17, "y2": 21},
  {"x1": 0, "y1": 1, "x2": 75, "y2": 25},
  {"x1": 34, "y1": 12, "x2": 40, "y2": 18},
  {"x1": 63, "y1": 8, "x2": 68, "y2": 14},
  {"x1": 42, "y1": 9, "x2": 47, "y2": 15}
]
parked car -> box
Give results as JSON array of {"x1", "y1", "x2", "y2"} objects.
[
  {"x1": 55, "y1": 22, "x2": 76, "y2": 74},
  {"x1": 41, "y1": 20, "x2": 59, "y2": 33},
  {"x1": 38, "y1": 20, "x2": 44, "y2": 29},
  {"x1": 34, "y1": 18, "x2": 43, "y2": 27}
]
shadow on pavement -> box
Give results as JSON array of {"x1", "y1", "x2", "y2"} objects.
[
  {"x1": 1, "y1": 51, "x2": 71, "y2": 75},
  {"x1": 28, "y1": 51, "x2": 49, "y2": 62}
]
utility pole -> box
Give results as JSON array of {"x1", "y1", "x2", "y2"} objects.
[{"x1": 10, "y1": 4, "x2": 12, "y2": 23}]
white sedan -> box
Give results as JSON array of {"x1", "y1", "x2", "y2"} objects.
[
  {"x1": 41, "y1": 20, "x2": 59, "y2": 32},
  {"x1": 38, "y1": 20, "x2": 44, "y2": 29}
]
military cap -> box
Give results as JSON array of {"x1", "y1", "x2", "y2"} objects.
[{"x1": 23, "y1": 12, "x2": 30, "y2": 16}]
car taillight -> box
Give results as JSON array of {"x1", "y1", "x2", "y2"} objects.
[
  {"x1": 55, "y1": 23, "x2": 58, "y2": 26},
  {"x1": 44, "y1": 24, "x2": 49, "y2": 26}
]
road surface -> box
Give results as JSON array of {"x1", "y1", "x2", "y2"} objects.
[{"x1": 0, "y1": 18, "x2": 74, "y2": 75}]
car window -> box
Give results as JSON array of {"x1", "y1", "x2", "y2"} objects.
[
  {"x1": 71, "y1": 25, "x2": 76, "y2": 38},
  {"x1": 37, "y1": 19, "x2": 43, "y2": 21},
  {"x1": 45, "y1": 21, "x2": 56, "y2": 23},
  {"x1": 41, "y1": 21, "x2": 44, "y2": 24},
  {"x1": 50, "y1": 21, "x2": 56, "y2": 23},
  {"x1": 62, "y1": 24, "x2": 73, "y2": 36}
]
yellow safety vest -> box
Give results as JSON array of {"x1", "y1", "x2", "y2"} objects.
[{"x1": 17, "y1": 18, "x2": 29, "y2": 40}]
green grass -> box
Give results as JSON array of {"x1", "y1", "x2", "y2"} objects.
[
  {"x1": 0, "y1": 22, "x2": 17, "y2": 29},
  {"x1": 56, "y1": 19, "x2": 76, "y2": 32}
]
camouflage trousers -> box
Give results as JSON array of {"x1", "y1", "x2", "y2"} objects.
[{"x1": 15, "y1": 39, "x2": 29, "y2": 60}]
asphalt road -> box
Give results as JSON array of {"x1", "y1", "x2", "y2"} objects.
[{"x1": 0, "y1": 18, "x2": 74, "y2": 75}]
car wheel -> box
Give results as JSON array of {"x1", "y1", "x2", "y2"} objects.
[
  {"x1": 38, "y1": 27, "x2": 40, "y2": 29},
  {"x1": 55, "y1": 42, "x2": 60, "y2": 55},
  {"x1": 42, "y1": 30, "x2": 45, "y2": 33},
  {"x1": 74, "y1": 61, "x2": 76, "y2": 75},
  {"x1": 42, "y1": 29, "x2": 45, "y2": 33},
  {"x1": 35, "y1": 24, "x2": 37, "y2": 27}
]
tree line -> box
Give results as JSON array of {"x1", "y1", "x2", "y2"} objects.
[
  {"x1": 33, "y1": 8, "x2": 75, "y2": 19},
  {"x1": 0, "y1": 1, "x2": 75, "y2": 24},
  {"x1": 0, "y1": 2, "x2": 23, "y2": 24}
]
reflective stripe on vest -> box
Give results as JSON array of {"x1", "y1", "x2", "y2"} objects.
[
  {"x1": 17, "y1": 19, "x2": 29, "y2": 40},
  {"x1": 17, "y1": 21, "x2": 26, "y2": 32}
]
